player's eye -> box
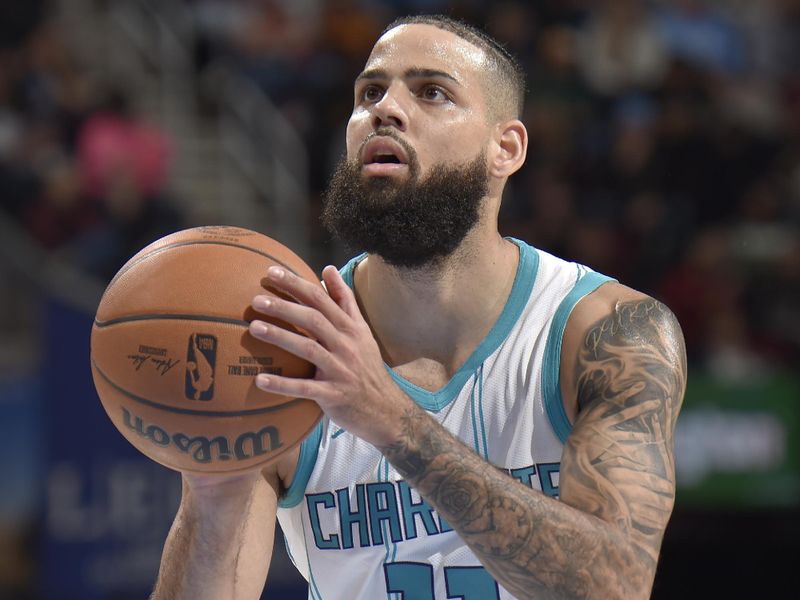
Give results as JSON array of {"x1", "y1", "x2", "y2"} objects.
[
  {"x1": 361, "y1": 85, "x2": 384, "y2": 103},
  {"x1": 420, "y1": 85, "x2": 449, "y2": 102}
]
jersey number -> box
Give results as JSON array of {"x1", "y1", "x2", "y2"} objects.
[{"x1": 384, "y1": 562, "x2": 500, "y2": 599}]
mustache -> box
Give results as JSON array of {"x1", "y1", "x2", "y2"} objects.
[{"x1": 357, "y1": 128, "x2": 419, "y2": 168}]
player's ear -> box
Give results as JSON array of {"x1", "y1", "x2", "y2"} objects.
[{"x1": 489, "y1": 119, "x2": 527, "y2": 179}]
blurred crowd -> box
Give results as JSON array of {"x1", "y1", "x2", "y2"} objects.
[
  {"x1": 189, "y1": 0, "x2": 800, "y2": 378},
  {"x1": 0, "y1": 0, "x2": 182, "y2": 284},
  {"x1": 2, "y1": 0, "x2": 800, "y2": 377}
]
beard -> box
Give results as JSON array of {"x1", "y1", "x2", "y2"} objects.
[{"x1": 321, "y1": 145, "x2": 489, "y2": 269}]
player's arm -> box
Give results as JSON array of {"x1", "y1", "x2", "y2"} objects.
[
  {"x1": 250, "y1": 267, "x2": 686, "y2": 600},
  {"x1": 379, "y1": 285, "x2": 685, "y2": 600},
  {"x1": 150, "y1": 450, "x2": 296, "y2": 600},
  {"x1": 555, "y1": 286, "x2": 685, "y2": 595}
]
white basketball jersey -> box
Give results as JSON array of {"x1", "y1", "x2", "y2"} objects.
[{"x1": 276, "y1": 239, "x2": 613, "y2": 600}]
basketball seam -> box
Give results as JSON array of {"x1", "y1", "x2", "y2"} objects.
[
  {"x1": 91, "y1": 360, "x2": 305, "y2": 417},
  {"x1": 94, "y1": 313, "x2": 251, "y2": 328},
  {"x1": 106, "y1": 239, "x2": 302, "y2": 290}
]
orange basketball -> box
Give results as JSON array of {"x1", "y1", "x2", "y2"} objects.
[{"x1": 90, "y1": 226, "x2": 323, "y2": 474}]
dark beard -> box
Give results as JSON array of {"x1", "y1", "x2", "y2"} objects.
[{"x1": 321, "y1": 152, "x2": 489, "y2": 268}]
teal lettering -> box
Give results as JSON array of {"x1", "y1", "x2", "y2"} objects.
[
  {"x1": 438, "y1": 514, "x2": 453, "y2": 533},
  {"x1": 384, "y1": 562, "x2": 434, "y2": 599},
  {"x1": 366, "y1": 482, "x2": 403, "y2": 546},
  {"x1": 537, "y1": 462, "x2": 560, "y2": 498},
  {"x1": 397, "y1": 480, "x2": 439, "y2": 539},
  {"x1": 336, "y1": 485, "x2": 370, "y2": 549},
  {"x1": 445, "y1": 566, "x2": 501, "y2": 599},
  {"x1": 510, "y1": 465, "x2": 536, "y2": 488},
  {"x1": 306, "y1": 493, "x2": 339, "y2": 550}
]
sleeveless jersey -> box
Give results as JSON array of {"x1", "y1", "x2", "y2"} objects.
[{"x1": 276, "y1": 239, "x2": 614, "y2": 600}]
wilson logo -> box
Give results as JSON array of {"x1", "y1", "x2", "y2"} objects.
[
  {"x1": 121, "y1": 407, "x2": 283, "y2": 464},
  {"x1": 185, "y1": 333, "x2": 216, "y2": 401}
]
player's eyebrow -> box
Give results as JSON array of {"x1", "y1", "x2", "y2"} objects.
[{"x1": 355, "y1": 67, "x2": 461, "y2": 86}]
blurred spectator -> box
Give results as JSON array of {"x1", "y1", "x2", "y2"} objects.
[
  {"x1": 0, "y1": 19, "x2": 93, "y2": 223},
  {"x1": 704, "y1": 306, "x2": 773, "y2": 383},
  {"x1": 230, "y1": 0, "x2": 316, "y2": 104},
  {"x1": 485, "y1": 1, "x2": 538, "y2": 66},
  {"x1": 22, "y1": 157, "x2": 98, "y2": 249},
  {"x1": 76, "y1": 90, "x2": 170, "y2": 200},
  {"x1": 748, "y1": 240, "x2": 800, "y2": 362},
  {"x1": 524, "y1": 25, "x2": 594, "y2": 169},
  {"x1": 72, "y1": 89, "x2": 182, "y2": 278},
  {"x1": 577, "y1": 0, "x2": 669, "y2": 97},
  {"x1": 657, "y1": 228, "x2": 747, "y2": 364},
  {"x1": 654, "y1": 0, "x2": 747, "y2": 75}
]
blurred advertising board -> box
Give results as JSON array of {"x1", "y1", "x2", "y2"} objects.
[
  {"x1": 675, "y1": 372, "x2": 800, "y2": 508},
  {"x1": 40, "y1": 298, "x2": 181, "y2": 599}
]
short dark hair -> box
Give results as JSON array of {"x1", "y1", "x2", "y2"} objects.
[{"x1": 382, "y1": 14, "x2": 526, "y2": 121}]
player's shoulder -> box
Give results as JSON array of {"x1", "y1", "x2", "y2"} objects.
[
  {"x1": 559, "y1": 282, "x2": 685, "y2": 417},
  {"x1": 567, "y1": 282, "x2": 647, "y2": 332},
  {"x1": 562, "y1": 281, "x2": 685, "y2": 370}
]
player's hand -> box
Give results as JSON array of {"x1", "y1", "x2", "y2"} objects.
[{"x1": 248, "y1": 265, "x2": 410, "y2": 447}]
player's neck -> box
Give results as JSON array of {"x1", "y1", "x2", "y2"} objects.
[{"x1": 353, "y1": 227, "x2": 519, "y2": 371}]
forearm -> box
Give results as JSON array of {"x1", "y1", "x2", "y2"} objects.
[
  {"x1": 151, "y1": 475, "x2": 274, "y2": 600},
  {"x1": 379, "y1": 405, "x2": 652, "y2": 600}
]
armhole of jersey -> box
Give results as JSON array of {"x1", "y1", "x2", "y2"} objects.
[
  {"x1": 542, "y1": 270, "x2": 615, "y2": 444},
  {"x1": 278, "y1": 421, "x2": 324, "y2": 508}
]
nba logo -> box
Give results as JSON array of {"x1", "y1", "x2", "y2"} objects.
[{"x1": 185, "y1": 333, "x2": 217, "y2": 401}]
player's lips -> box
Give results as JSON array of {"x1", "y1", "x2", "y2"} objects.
[{"x1": 360, "y1": 137, "x2": 410, "y2": 176}]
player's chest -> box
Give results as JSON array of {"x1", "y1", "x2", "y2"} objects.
[{"x1": 389, "y1": 357, "x2": 457, "y2": 392}]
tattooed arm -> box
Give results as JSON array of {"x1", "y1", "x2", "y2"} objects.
[
  {"x1": 378, "y1": 286, "x2": 686, "y2": 600},
  {"x1": 249, "y1": 267, "x2": 685, "y2": 599}
]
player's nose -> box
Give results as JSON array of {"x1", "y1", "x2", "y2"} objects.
[{"x1": 371, "y1": 86, "x2": 408, "y2": 131}]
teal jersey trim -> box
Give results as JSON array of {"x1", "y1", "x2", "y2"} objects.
[
  {"x1": 340, "y1": 239, "x2": 540, "y2": 412},
  {"x1": 278, "y1": 422, "x2": 324, "y2": 508},
  {"x1": 541, "y1": 270, "x2": 615, "y2": 444},
  {"x1": 339, "y1": 251, "x2": 367, "y2": 285},
  {"x1": 301, "y1": 515, "x2": 325, "y2": 600},
  {"x1": 469, "y1": 371, "x2": 481, "y2": 456},
  {"x1": 283, "y1": 534, "x2": 298, "y2": 570},
  {"x1": 468, "y1": 364, "x2": 489, "y2": 459},
  {"x1": 477, "y1": 364, "x2": 488, "y2": 459},
  {"x1": 376, "y1": 455, "x2": 398, "y2": 600}
]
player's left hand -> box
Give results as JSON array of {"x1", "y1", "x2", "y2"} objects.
[{"x1": 248, "y1": 265, "x2": 409, "y2": 447}]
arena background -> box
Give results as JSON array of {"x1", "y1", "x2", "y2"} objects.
[{"x1": 0, "y1": 0, "x2": 798, "y2": 598}]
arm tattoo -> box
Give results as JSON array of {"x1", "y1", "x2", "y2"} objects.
[{"x1": 378, "y1": 298, "x2": 686, "y2": 600}]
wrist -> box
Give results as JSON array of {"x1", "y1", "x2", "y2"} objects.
[
  {"x1": 373, "y1": 399, "x2": 438, "y2": 475},
  {"x1": 183, "y1": 471, "x2": 261, "y2": 514},
  {"x1": 365, "y1": 386, "x2": 422, "y2": 449}
]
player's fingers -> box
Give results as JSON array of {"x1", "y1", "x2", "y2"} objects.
[
  {"x1": 254, "y1": 371, "x2": 331, "y2": 402},
  {"x1": 249, "y1": 319, "x2": 336, "y2": 372},
  {"x1": 251, "y1": 293, "x2": 338, "y2": 344},
  {"x1": 322, "y1": 265, "x2": 362, "y2": 320},
  {"x1": 266, "y1": 266, "x2": 351, "y2": 329}
]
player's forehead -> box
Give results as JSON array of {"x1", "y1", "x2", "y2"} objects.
[{"x1": 361, "y1": 23, "x2": 489, "y2": 87}]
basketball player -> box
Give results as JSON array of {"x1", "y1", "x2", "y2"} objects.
[{"x1": 152, "y1": 15, "x2": 685, "y2": 600}]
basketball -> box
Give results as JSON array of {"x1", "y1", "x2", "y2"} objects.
[{"x1": 90, "y1": 226, "x2": 323, "y2": 474}]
